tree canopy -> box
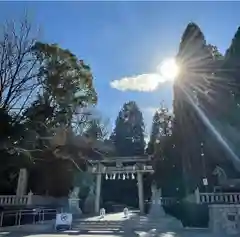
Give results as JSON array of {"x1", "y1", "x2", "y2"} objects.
[
  {"x1": 164, "y1": 22, "x2": 240, "y2": 196},
  {"x1": 2, "y1": 15, "x2": 240, "y2": 202},
  {"x1": 0, "y1": 18, "x2": 101, "y2": 196},
  {"x1": 111, "y1": 101, "x2": 145, "y2": 157}
]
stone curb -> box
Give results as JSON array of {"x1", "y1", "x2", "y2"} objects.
[{"x1": 0, "y1": 221, "x2": 54, "y2": 233}]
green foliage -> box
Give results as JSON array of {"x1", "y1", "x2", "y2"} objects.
[
  {"x1": 18, "y1": 43, "x2": 99, "y2": 196},
  {"x1": 32, "y1": 42, "x2": 97, "y2": 126},
  {"x1": 224, "y1": 27, "x2": 240, "y2": 102},
  {"x1": 103, "y1": 101, "x2": 146, "y2": 205},
  {"x1": 84, "y1": 118, "x2": 108, "y2": 141},
  {"x1": 147, "y1": 104, "x2": 183, "y2": 196},
  {"x1": 0, "y1": 108, "x2": 30, "y2": 194},
  {"x1": 111, "y1": 101, "x2": 145, "y2": 156},
  {"x1": 171, "y1": 22, "x2": 240, "y2": 197},
  {"x1": 213, "y1": 27, "x2": 240, "y2": 164},
  {"x1": 0, "y1": 21, "x2": 99, "y2": 195},
  {"x1": 147, "y1": 104, "x2": 172, "y2": 155},
  {"x1": 22, "y1": 42, "x2": 98, "y2": 148},
  {"x1": 147, "y1": 111, "x2": 160, "y2": 155},
  {"x1": 163, "y1": 202, "x2": 209, "y2": 228},
  {"x1": 172, "y1": 22, "x2": 220, "y2": 195},
  {"x1": 225, "y1": 27, "x2": 240, "y2": 64},
  {"x1": 0, "y1": 109, "x2": 18, "y2": 144},
  {"x1": 3, "y1": 16, "x2": 240, "y2": 201},
  {"x1": 207, "y1": 44, "x2": 224, "y2": 60}
]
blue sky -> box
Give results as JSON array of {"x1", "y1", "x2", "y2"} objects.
[{"x1": 0, "y1": 1, "x2": 240, "y2": 136}]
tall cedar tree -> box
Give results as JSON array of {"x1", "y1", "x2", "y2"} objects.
[
  {"x1": 111, "y1": 101, "x2": 145, "y2": 156},
  {"x1": 211, "y1": 27, "x2": 240, "y2": 172},
  {"x1": 148, "y1": 106, "x2": 183, "y2": 197},
  {"x1": 147, "y1": 104, "x2": 172, "y2": 155},
  {"x1": 147, "y1": 110, "x2": 162, "y2": 155},
  {"x1": 173, "y1": 23, "x2": 216, "y2": 194}
]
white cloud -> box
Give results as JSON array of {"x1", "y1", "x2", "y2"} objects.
[{"x1": 110, "y1": 73, "x2": 167, "y2": 92}]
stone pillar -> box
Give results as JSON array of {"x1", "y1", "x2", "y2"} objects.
[
  {"x1": 16, "y1": 168, "x2": 28, "y2": 196},
  {"x1": 68, "y1": 187, "x2": 82, "y2": 215},
  {"x1": 195, "y1": 187, "x2": 200, "y2": 204},
  {"x1": 95, "y1": 173, "x2": 102, "y2": 213},
  {"x1": 137, "y1": 172, "x2": 144, "y2": 214},
  {"x1": 27, "y1": 191, "x2": 33, "y2": 205}
]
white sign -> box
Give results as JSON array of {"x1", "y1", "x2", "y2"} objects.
[
  {"x1": 55, "y1": 213, "x2": 72, "y2": 230},
  {"x1": 203, "y1": 178, "x2": 208, "y2": 186}
]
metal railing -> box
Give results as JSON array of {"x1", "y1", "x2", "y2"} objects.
[{"x1": 0, "y1": 208, "x2": 60, "y2": 227}]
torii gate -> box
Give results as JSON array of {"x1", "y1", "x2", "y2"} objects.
[{"x1": 88, "y1": 156, "x2": 154, "y2": 214}]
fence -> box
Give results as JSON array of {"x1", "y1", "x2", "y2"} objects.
[
  {"x1": 160, "y1": 197, "x2": 178, "y2": 205},
  {"x1": 145, "y1": 197, "x2": 177, "y2": 206},
  {"x1": 195, "y1": 188, "x2": 240, "y2": 204},
  {"x1": 0, "y1": 208, "x2": 59, "y2": 227},
  {"x1": 0, "y1": 194, "x2": 68, "y2": 207},
  {"x1": 0, "y1": 195, "x2": 30, "y2": 206}
]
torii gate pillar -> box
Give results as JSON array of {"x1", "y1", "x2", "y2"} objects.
[
  {"x1": 137, "y1": 172, "x2": 144, "y2": 214},
  {"x1": 95, "y1": 172, "x2": 102, "y2": 213}
]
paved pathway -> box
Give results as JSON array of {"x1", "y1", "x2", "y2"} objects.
[
  {"x1": 0, "y1": 211, "x2": 224, "y2": 237},
  {"x1": 0, "y1": 230, "x2": 222, "y2": 237},
  {"x1": 78, "y1": 211, "x2": 136, "y2": 221}
]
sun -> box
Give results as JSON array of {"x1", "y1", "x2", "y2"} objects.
[{"x1": 158, "y1": 58, "x2": 179, "y2": 81}]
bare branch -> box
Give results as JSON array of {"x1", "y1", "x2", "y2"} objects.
[{"x1": 0, "y1": 18, "x2": 40, "y2": 114}]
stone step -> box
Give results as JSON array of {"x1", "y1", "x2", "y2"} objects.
[
  {"x1": 73, "y1": 220, "x2": 175, "y2": 225},
  {"x1": 73, "y1": 221, "x2": 170, "y2": 225},
  {"x1": 71, "y1": 216, "x2": 183, "y2": 231},
  {"x1": 74, "y1": 221, "x2": 123, "y2": 224},
  {"x1": 71, "y1": 224, "x2": 159, "y2": 229},
  {"x1": 72, "y1": 223, "x2": 123, "y2": 227}
]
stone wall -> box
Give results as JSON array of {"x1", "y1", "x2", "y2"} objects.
[
  {"x1": 31, "y1": 195, "x2": 68, "y2": 207},
  {"x1": 209, "y1": 204, "x2": 240, "y2": 235}
]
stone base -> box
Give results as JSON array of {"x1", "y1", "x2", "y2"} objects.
[
  {"x1": 125, "y1": 188, "x2": 182, "y2": 234},
  {"x1": 124, "y1": 213, "x2": 182, "y2": 233},
  {"x1": 69, "y1": 206, "x2": 82, "y2": 216},
  {"x1": 68, "y1": 198, "x2": 82, "y2": 217},
  {"x1": 209, "y1": 204, "x2": 240, "y2": 236},
  {"x1": 83, "y1": 194, "x2": 95, "y2": 214},
  {"x1": 146, "y1": 204, "x2": 182, "y2": 231},
  {"x1": 147, "y1": 216, "x2": 183, "y2": 231},
  {"x1": 147, "y1": 203, "x2": 166, "y2": 218}
]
